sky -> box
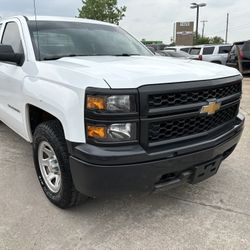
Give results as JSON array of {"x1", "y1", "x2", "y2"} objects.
[{"x1": 0, "y1": 0, "x2": 250, "y2": 44}]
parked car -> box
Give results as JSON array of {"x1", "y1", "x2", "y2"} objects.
[
  {"x1": 147, "y1": 46, "x2": 156, "y2": 54},
  {"x1": 226, "y1": 41, "x2": 250, "y2": 73},
  {"x1": 0, "y1": 16, "x2": 244, "y2": 208},
  {"x1": 164, "y1": 46, "x2": 193, "y2": 53},
  {"x1": 146, "y1": 44, "x2": 166, "y2": 51},
  {"x1": 157, "y1": 50, "x2": 191, "y2": 59},
  {"x1": 189, "y1": 44, "x2": 232, "y2": 65}
]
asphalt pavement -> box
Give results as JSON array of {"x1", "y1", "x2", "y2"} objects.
[{"x1": 0, "y1": 78, "x2": 250, "y2": 250}]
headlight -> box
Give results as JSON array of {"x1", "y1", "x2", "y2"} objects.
[
  {"x1": 86, "y1": 95, "x2": 136, "y2": 113},
  {"x1": 85, "y1": 89, "x2": 138, "y2": 144},
  {"x1": 87, "y1": 123, "x2": 137, "y2": 142}
]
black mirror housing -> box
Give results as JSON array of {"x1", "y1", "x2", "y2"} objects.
[{"x1": 0, "y1": 44, "x2": 24, "y2": 66}]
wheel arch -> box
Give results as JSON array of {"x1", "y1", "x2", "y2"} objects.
[{"x1": 25, "y1": 104, "x2": 66, "y2": 142}]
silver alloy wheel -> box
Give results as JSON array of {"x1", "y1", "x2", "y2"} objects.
[{"x1": 38, "y1": 141, "x2": 61, "y2": 193}]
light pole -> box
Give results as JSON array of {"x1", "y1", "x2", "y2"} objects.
[
  {"x1": 190, "y1": 3, "x2": 207, "y2": 43},
  {"x1": 225, "y1": 13, "x2": 229, "y2": 43}
]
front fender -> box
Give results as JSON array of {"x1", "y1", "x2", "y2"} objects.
[{"x1": 23, "y1": 77, "x2": 90, "y2": 143}]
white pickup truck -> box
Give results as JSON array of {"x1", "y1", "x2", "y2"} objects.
[{"x1": 0, "y1": 16, "x2": 245, "y2": 208}]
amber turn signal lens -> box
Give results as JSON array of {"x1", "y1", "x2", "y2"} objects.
[
  {"x1": 87, "y1": 125, "x2": 107, "y2": 139},
  {"x1": 87, "y1": 96, "x2": 106, "y2": 110}
]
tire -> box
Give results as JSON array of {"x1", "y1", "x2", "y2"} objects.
[{"x1": 33, "y1": 120, "x2": 87, "y2": 208}]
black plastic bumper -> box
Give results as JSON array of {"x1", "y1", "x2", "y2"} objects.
[{"x1": 68, "y1": 114, "x2": 244, "y2": 197}]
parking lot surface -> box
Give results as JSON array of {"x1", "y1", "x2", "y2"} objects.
[{"x1": 0, "y1": 78, "x2": 250, "y2": 250}]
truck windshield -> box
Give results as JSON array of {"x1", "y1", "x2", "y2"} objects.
[{"x1": 27, "y1": 21, "x2": 152, "y2": 60}]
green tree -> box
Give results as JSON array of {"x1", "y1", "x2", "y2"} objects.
[
  {"x1": 209, "y1": 36, "x2": 224, "y2": 44},
  {"x1": 195, "y1": 34, "x2": 210, "y2": 45},
  {"x1": 78, "y1": 0, "x2": 127, "y2": 25},
  {"x1": 195, "y1": 34, "x2": 224, "y2": 45}
]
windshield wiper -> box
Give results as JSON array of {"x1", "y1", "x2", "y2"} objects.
[
  {"x1": 90, "y1": 53, "x2": 141, "y2": 56},
  {"x1": 42, "y1": 53, "x2": 141, "y2": 60},
  {"x1": 114, "y1": 53, "x2": 141, "y2": 56},
  {"x1": 42, "y1": 54, "x2": 90, "y2": 61}
]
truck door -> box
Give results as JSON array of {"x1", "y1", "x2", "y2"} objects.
[{"x1": 0, "y1": 21, "x2": 27, "y2": 137}]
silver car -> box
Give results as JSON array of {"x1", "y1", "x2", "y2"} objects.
[{"x1": 189, "y1": 44, "x2": 232, "y2": 65}]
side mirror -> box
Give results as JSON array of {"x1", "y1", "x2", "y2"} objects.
[{"x1": 0, "y1": 44, "x2": 24, "y2": 66}]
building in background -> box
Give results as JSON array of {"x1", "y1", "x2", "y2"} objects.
[{"x1": 175, "y1": 22, "x2": 194, "y2": 46}]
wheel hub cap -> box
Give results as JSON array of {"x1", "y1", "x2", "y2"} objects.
[{"x1": 38, "y1": 141, "x2": 61, "y2": 193}]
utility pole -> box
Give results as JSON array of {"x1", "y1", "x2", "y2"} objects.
[
  {"x1": 225, "y1": 13, "x2": 229, "y2": 43},
  {"x1": 200, "y1": 20, "x2": 208, "y2": 38},
  {"x1": 190, "y1": 3, "x2": 207, "y2": 43}
]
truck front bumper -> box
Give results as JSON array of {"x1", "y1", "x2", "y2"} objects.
[{"x1": 68, "y1": 114, "x2": 244, "y2": 197}]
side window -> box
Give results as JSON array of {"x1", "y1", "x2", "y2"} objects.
[
  {"x1": 219, "y1": 46, "x2": 232, "y2": 54},
  {"x1": 243, "y1": 42, "x2": 250, "y2": 51},
  {"x1": 190, "y1": 48, "x2": 201, "y2": 55},
  {"x1": 181, "y1": 48, "x2": 189, "y2": 53},
  {"x1": 203, "y1": 47, "x2": 215, "y2": 55},
  {"x1": 1, "y1": 22, "x2": 24, "y2": 54}
]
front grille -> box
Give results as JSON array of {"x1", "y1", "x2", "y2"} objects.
[
  {"x1": 148, "y1": 104, "x2": 239, "y2": 143},
  {"x1": 139, "y1": 77, "x2": 242, "y2": 147},
  {"x1": 148, "y1": 82, "x2": 241, "y2": 108}
]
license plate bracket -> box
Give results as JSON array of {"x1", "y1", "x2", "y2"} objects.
[{"x1": 190, "y1": 157, "x2": 222, "y2": 184}]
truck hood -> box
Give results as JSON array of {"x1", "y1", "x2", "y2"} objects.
[{"x1": 44, "y1": 56, "x2": 241, "y2": 89}]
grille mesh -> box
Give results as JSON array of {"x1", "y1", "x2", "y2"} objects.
[
  {"x1": 148, "y1": 104, "x2": 239, "y2": 143},
  {"x1": 148, "y1": 82, "x2": 241, "y2": 109}
]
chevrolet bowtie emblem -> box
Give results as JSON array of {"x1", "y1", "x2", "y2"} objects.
[{"x1": 200, "y1": 101, "x2": 221, "y2": 115}]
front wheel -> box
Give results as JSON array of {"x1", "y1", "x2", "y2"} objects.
[{"x1": 33, "y1": 120, "x2": 88, "y2": 208}]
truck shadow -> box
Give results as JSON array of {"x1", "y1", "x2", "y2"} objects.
[
  {"x1": 0, "y1": 121, "x2": 212, "y2": 206},
  {"x1": 0, "y1": 121, "x2": 247, "y2": 221}
]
